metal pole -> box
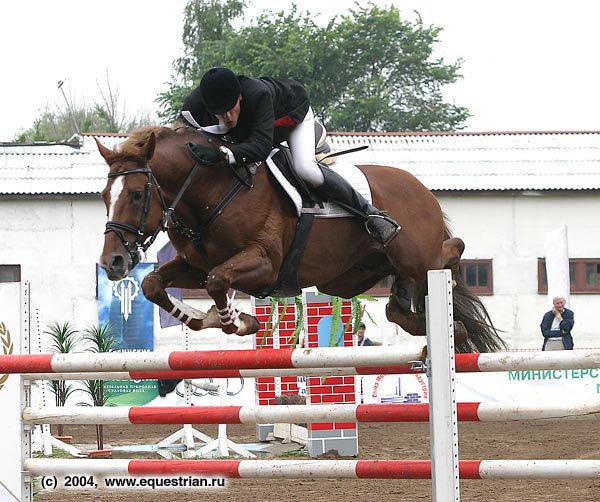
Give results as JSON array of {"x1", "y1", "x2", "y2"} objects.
[{"x1": 426, "y1": 270, "x2": 460, "y2": 501}]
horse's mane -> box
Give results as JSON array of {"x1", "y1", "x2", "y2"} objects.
[{"x1": 119, "y1": 126, "x2": 177, "y2": 159}]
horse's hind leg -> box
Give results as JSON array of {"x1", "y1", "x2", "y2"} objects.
[
  {"x1": 385, "y1": 277, "x2": 426, "y2": 336},
  {"x1": 441, "y1": 237, "x2": 465, "y2": 283},
  {"x1": 439, "y1": 237, "x2": 469, "y2": 346},
  {"x1": 141, "y1": 255, "x2": 221, "y2": 331}
]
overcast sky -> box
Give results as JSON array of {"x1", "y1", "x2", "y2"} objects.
[{"x1": 1, "y1": 0, "x2": 599, "y2": 141}]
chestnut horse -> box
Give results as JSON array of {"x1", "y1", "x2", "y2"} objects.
[{"x1": 97, "y1": 126, "x2": 505, "y2": 352}]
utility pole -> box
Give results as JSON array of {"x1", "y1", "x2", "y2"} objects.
[{"x1": 57, "y1": 80, "x2": 81, "y2": 136}]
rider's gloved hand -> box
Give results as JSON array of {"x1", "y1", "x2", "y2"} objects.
[{"x1": 185, "y1": 142, "x2": 226, "y2": 163}]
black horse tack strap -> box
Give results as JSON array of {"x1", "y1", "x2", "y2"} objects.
[{"x1": 105, "y1": 167, "x2": 166, "y2": 268}]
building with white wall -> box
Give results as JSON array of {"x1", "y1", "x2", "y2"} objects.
[{"x1": 1, "y1": 131, "x2": 599, "y2": 350}]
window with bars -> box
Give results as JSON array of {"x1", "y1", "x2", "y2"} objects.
[
  {"x1": 365, "y1": 264, "x2": 495, "y2": 298},
  {"x1": 460, "y1": 259, "x2": 493, "y2": 295},
  {"x1": 0, "y1": 265, "x2": 21, "y2": 283},
  {"x1": 538, "y1": 258, "x2": 600, "y2": 293}
]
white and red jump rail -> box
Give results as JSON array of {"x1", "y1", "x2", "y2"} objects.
[
  {"x1": 22, "y1": 399, "x2": 600, "y2": 425},
  {"x1": 5, "y1": 346, "x2": 600, "y2": 377},
  {"x1": 23, "y1": 458, "x2": 600, "y2": 480}
]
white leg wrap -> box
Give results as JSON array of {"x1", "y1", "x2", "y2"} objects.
[
  {"x1": 167, "y1": 293, "x2": 207, "y2": 321},
  {"x1": 217, "y1": 293, "x2": 241, "y2": 329}
]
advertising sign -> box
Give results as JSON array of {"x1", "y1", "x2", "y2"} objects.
[{"x1": 97, "y1": 264, "x2": 158, "y2": 405}]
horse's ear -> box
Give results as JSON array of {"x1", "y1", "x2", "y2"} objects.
[
  {"x1": 142, "y1": 132, "x2": 156, "y2": 162},
  {"x1": 95, "y1": 138, "x2": 118, "y2": 165}
]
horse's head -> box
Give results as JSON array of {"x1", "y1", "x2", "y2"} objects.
[{"x1": 96, "y1": 128, "x2": 168, "y2": 280}]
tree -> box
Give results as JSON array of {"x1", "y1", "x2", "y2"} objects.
[
  {"x1": 157, "y1": 0, "x2": 247, "y2": 122},
  {"x1": 15, "y1": 76, "x2": 155, "y2": 143},
  {"x1": 158, "y1": 0, "x2": 470, "y2": 131},
  {"x1": 329, "y1": 4, "x2": 470, "y2": 131}
]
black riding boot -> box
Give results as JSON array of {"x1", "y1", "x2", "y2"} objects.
[{"x1": 317, "y1": 167, "x2": 401, "y2": 246}]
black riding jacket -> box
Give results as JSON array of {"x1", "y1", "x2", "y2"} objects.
[{"x1": 180, "y1": 75, "x2": 310, "y2": 164}]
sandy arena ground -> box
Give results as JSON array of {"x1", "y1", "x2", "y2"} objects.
[{"x1": 35, "y1": 419, "x2": 600, "y2": 502}]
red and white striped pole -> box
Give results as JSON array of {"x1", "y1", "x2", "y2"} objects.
[
  {"x1": 10, "y1": 348, "x2": 600, "y2": 379},
  {"x1": 0, "y1": 346, "x2": 426, "y2": 374},
  {"x1": 22, "y1": 398, "x2": 600, "y2": 425},
  {"x1": 23, "y1": 458, "x2": 600, "y2": 481}
]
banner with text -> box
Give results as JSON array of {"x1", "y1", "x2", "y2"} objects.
[
  {"x1": 97, "y1": 263, "x2": 158, "y2": 405},
  {"x1": 362, "y1": 368, "x2": 600, "y2": 404}
]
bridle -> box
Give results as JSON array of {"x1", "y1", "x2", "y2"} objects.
[
  {"x1": 105, "y1": 165, "x2": 169, "y2": 269},
  {"x1": 104, "y1": 154, "x2": 254, "y2": 269}
]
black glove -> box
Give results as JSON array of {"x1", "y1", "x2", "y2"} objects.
[{"x1": 186, "y1": 142, "x2": 226, "y2": 163}]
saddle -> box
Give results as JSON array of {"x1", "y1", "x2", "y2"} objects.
[{"x1": 266, "y1": 122, "x2": 373, "y2": 218}]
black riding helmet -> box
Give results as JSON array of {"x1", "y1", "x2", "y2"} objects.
[{"x1": 199, "y1": 67, "x2": 242, "y2": 115}]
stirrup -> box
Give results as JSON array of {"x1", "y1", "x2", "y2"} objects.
[{"x1": 364, "y1": 214, "x2": 401, "y2": 247}]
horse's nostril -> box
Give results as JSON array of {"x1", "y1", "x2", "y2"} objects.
[{"x1": 110, "y1": 255, "x2": 124, "y2": 272}]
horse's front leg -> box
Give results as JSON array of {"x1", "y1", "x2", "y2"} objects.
[
  {"x1": 206, "y1": 246, "x2": 277, "y2": 336},
  {"x1": 141, "y1": 255, "x2": 221, "y2": 331}
]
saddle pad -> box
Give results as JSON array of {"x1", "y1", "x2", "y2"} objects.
[{"x1": 265, "y1": 149, "x2": 373, "y2": 218}]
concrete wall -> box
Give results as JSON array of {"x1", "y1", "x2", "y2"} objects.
[
  {"x1": 438, "y1": 191, "x2": 600, "y2": 349},
  {"x1": 1, "y1": 192, "x2": 598, "y2": 351}
]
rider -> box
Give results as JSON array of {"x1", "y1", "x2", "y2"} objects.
[{"x1": 179, "y1": 67, "x2": 400, "y2": 246}]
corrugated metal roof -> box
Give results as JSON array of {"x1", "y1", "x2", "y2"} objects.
[
  {"x1": 1, "y1": 131, "x2": 600, "y2": 195},
  {"x1": 329, "y1": 131, "x2": 600, "y2": 191},
  {"x1": 0, "y1": 135, "x2": 123, "y2": 195}
]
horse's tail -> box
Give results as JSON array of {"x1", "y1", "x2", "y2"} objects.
[{"x1": 451, "y1": 268, "x2": 508, "y2": 352}]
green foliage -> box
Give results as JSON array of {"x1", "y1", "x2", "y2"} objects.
[
  {"x1": 80, "y1": 324, "x2": 117, "y2": 405},
  {"x1": 329, "y1": 4, "x2": 470, "y2": 131},
  {"x1": 80, "y1": 323, "x2": 118, "y2": 450},
  {"x1": 260, "y1": 297, "x2": 288, "y2": 348},
  {"x1": 329, "y1": 296, "x2": 344, "y2": 347},
  {"x1": 288, "y1": 295, "x2": 304, "y2": 347},
  {"x1": 44, "y1": 322, "x2": 79, "y2": 409},
  {"x1": 14, "y1": 104, "x2": 155, "y2": 143},
  {"x1": 45, "y1": 321, "x2": 79, "y2": 354},
  {"x1": 158, "y1": 0, "x2": 469, "y2": 131},
  {"x1": 83, "y1": 323, "x2": 118, "y2": 355},
  {"x1": 157, "y1": 0, "x2": 247, "y2": 122}
]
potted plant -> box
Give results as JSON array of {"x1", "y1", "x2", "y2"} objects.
[
  {"x1": 44, "y1": 321, "x2": 79, "y2": 438},
  {"x1": 80, "y1": 323, "x2": 117, "y2": 451}
]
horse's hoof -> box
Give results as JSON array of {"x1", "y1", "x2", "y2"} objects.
[
  {"x1": 221, "y1": 323, "x2": 240, "y2": 335},
  {"x1": 233, "y1": 314, "x2": 260, "y2": 336},
  {"x1": 186, "y1": 319, "x2": 204, "y2": 331}
]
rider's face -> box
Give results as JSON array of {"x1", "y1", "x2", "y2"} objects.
[{"x1": 216, "y1": 95, "x2": 242, "y2": 129}]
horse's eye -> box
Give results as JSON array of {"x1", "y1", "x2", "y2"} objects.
[{"x1": 131, "y1": 191, "x2": 144, "y2": 202}]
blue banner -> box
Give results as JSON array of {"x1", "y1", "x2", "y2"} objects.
[
  {"x1": 97, "y1": 263, "x2": 155, "y2": 351},
  {"x1": 97, "y1": 263, "x2": 158, "y2": 405}
]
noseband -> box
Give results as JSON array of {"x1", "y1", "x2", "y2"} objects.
[{"x1": 105, "y1": 166, "x2": 168, "y2": 268}]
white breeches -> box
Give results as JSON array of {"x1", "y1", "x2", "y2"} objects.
[{"x1": 288, "y1": 107, "x2": 324, "y2": 187}]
